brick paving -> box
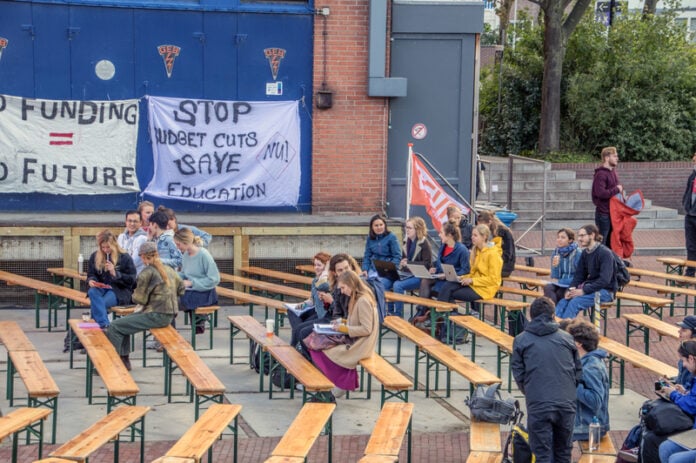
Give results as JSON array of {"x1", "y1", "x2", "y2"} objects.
[{"x1": 0, "y1": 228, "x2": 691, "y2": 462}]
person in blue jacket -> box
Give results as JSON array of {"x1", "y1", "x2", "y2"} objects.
[
  {"x1": 361, "y1": 214, "x2": 401, "y2": 290},
  {"x1": 565, "y1": 320, "x2": 610, "y2": 442},
  {"x1": 675, "y1": 316, "x2": 696, "y2": 387},
  {"x1": 658, "y1": 340, "x2": 696, "y2": 463},
  {"x1": 544, "y1": 228, "x2": 582, "y2": 303}
]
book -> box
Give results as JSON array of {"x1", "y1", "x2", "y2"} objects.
[
  {"x1": 313, "y1": 323, "x2": 343, "y2": 335},
  {"x1": 91, "y1": 282, "x2": 112, "y2": 289},
  {"x1": 78, "y1": 322, "x2": 101, "y2": 330},
  {"x1": 284, "y1": 302, "x2": 314, "y2": 317}
]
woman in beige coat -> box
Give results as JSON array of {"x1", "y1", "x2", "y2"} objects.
[{"x1": 308, "y1": 270, "x2": 379, "y2": 400}]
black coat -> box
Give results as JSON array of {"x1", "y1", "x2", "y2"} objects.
[{"x1": 86, "y1": 251, "x2": 137, "y2": 305}]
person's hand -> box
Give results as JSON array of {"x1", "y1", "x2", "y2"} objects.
[
  {"x1": 552, "y1": 255, "x2": 560, "y2": 267},
  {"x1": 88, "y1": 280, "x2": 97, "y2": 288},
  {"x1": 661, "y1": 383, "x2": 677, "y2": 396},
  {"x1": 675, "y1": 383, "x2": 687, "y2": 394},
  {"x1": 429, "y1": 268, "x2": 436, "y2": 274},
  {"x1": 319, "y1": 292, "x2": 333, "y2": 305},
  {"x1": 459, "y1": 277, "x2": 473, "y2": 286},
  {"x1": 183, "y1": 280, "x2": 192, "y2": 288},
  {"x1": 400, "y1": 258, "x2": 408, "y2": 268},
  {"x1": 105, "y1": 261, "x2": 116, "y2": 276},
  {"x1": 361, "y1": 270, "x2": 368, "y2": 278},
  {"x1": 566, "y1": 287, "x2": 582, "y2": 299},
  {"x1": 617, "y1": 184, "x2": 624, "y2": 194}
]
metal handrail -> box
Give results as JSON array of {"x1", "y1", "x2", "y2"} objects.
[
  {"x1": 413, "y1": 151, "x2": 477, "y2": 217},
  {"x1": 507, "y1": 154, "x2": 548, "y2": 255}
]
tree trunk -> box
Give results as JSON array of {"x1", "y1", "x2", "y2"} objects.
[
  {"x1": 642, "y1": 0, "x2": 658, "y2": 17},
  {"x1": 497, "y1": 0, "x2": 514, "y2": 45},
  {"x1": 538, "y1": 6, "x2": 565, "y2": 153}
]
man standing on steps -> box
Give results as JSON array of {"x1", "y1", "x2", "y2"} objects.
[
  {"x1": 592, "y1": 146, "x2": 623, "y2": 249},
  {"x1": 682, "y1": 152, "x2": 696, "y2": 278}
]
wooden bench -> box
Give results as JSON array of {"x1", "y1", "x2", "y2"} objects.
[
  {"x1": 622, "y1": 312, "x2": 679, "y2": 355},
  {"x1": 152, "y1": 403, "x2": 243, "y2": 463},
  {"x1": 0, "y1": 407, "x2": 52, "y2": 462},
  {"x1": 267, "y1": 345, "x2": 336, "y2": 402},
  {"x1": 615, "y1": 291, "x2": 673, "y2": 319},
  {"x1": 465, "y1": 452, "x2": 503, "y2": 463},
  {"x1": 265, "y1": 402, "x2": 336, "y2": 463},
  {"x1": 0, "y1": 270, "x2": 90, "y2": 332},
  {"x1": 183, "y1": 305, "x2": 221, "y2": 350},
  {"x1": 237, "y1": 266, "x2": 314, "y2": 286},
  {"x1": 503, "y1": 274, "x2": 547, "y2": 289},
  {"x1": 497, "y1": 285, "x2": 543, "y2": 301},
  {"x1": 149, "y1": 325, "x2": 226, "y2": 420},
  {"x1": 468, "y1": 418, "x2": 502, "y2": 463},
  {"x1": 218, "y1": 286, "x2": 292, "y2": 336},
  {"x1": 627, "y1": 279, "x2": 696, "y2": 316},
  {"x1": 48, "y1": 405, "x2": 150, "y2": 463},
  {"x1": 356, "y1": 352, "x2": 412, "y2": 405},
  {"x1": 451, "y1": 316, "x2": 514, "y2": 391},
  {"x1": 68, "y1": 318, "x2": 139, "y2": 411},
  {"x1": 579, "y1": 433, "x2": 617, "y2": 456},
  {"x1": 598, "y1": 335, "x2": 678, "y2": 394},
  {"x1": 657, "y1": 256, "x2": 696, "y2": 275},
  {"x1": 628, "y1": 266, "x2": 696, "y2": 287},
  {"x1": 360, "y1": 402, "x2": 414, "y2": 463},
  {"x1": 0, "y1": 321, "x2": 60, "y2": 444},
  {"x1": 513, "y1": 263, "x2": 550, "y2": 276},
  {"x1": 382, "y1": 316, "x2": 501, "y2": 397}
]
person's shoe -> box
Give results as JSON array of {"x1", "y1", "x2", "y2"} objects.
[
  {"x1": 146, "y1": 340, "x2": 158, "y2": 350},
  {"x1": 119, "y1": 355, "x2": 132, "y2": 371},
  {"x1": 332, "y1": 387, "x2": 346, "y2": 399},
  {"x1": 195, "y1": 325, "x2": 205, "y2": 335},
  {"x1": 79, "y1": 348, "x2": 87, "y2": 355},
  {"x1": 617, "y1": 447, "x2": 639, "y2": 463}
]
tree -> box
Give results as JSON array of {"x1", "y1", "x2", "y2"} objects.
[{"x1": 531, "y1": 0, "x2": 593, "y2": 152}]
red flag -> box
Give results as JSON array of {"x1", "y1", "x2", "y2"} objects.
[{"x1": 409, "y1": 152, "x2": 470, "y2": 231}]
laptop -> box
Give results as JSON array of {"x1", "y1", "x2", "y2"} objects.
[
  {"x1": 441, "y1": 264, "x2": 463, "y2": 282},
  {"x1": 373, "y1": 260, "x2": 411, "y2": 281},
  {"x1": 406, "y1": 264, "x2": 442, "y2": 280}
]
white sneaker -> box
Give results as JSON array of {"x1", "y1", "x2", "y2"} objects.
[
  {"x1": 146, "y1": 340, "x2": 158, "y2": 350},
  {"x1": 332, "y1": 387, "x2": 346, "y2": 398},
  {"x1": 295, "y1": 383, "x2": 304, "y2": 391}
]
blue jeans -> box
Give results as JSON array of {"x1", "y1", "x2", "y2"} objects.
[
  {"x1": 390, "y1": 276, "x2": 421, "y2": 317},
  {"x1": 378, "y1": 276, "x2": 394, "y2": 291},
  {"x1": 87, "y1": 287, "x2": 118, "y2": 328},
  {"x1": 555, "y1": 289, "x2": 613, "y2": 319},
  {"x1": 659, "y1": 438, "x2": 696, "y2": 463}
]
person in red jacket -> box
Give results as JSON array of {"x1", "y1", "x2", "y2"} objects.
[{"x1": 592, "y1": 147, "x2": 623, "y2": 249}]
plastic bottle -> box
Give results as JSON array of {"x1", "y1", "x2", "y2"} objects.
[
  {"x1": 77, "y1": 254, "x2": 84, "y2": 275},
  {"x1": 593, "y1": 291, "x2": 601, "y2": 333},
  {"x1": 588, "y1": 415, "x2": 601, "y2": 451}
]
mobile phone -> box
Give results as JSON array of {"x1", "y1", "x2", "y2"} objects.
[{"x1": 655, "y1": 381, "x2": 663, "y2": 391}]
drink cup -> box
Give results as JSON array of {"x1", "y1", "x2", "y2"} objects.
[
  {"x1": 266, "y1": 319, "x2": 274, "y2": 337},
  {"x1": 552, "y1": 255, "x2": 560, "y2": 266},
  {"x1": 82, "y1": 312, "x2": 90, "y2": 322}
]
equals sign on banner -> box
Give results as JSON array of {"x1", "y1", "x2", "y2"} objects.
[{"x1": 49, "y1": 132, "x2": 73, "y2": 146}]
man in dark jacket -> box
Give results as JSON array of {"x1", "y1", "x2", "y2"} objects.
[
  {"x1": 682, "y1": 152, "x2": 696, "y2": 277},
  {"x1": 512, "y1": 297, "x2": 582, "y2": 463},
  {"x1": 592, "y1": 146, "x2": 623, "y2": 249},
  {"x1": 554, "y1": 224, "x2": 617, "y2": 319}
]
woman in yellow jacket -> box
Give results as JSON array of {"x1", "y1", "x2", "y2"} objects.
[{"x1": 437, "y1": 224, "x2": 503, "y2": 304}]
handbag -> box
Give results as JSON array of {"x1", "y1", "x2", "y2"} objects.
[{"x1": 303, "y1": 331, "x2": 353, "y2": 351}]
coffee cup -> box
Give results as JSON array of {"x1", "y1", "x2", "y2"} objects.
[
  {"x1": 266, "y1": 319, "x2": 274, "y2": 337},
  {"x1": 82, "y1": 312, "x2": 90, "y2": 322}
]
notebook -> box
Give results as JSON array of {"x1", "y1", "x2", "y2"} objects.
[{"x1": 373, "y1": 260, "x2": 411, "y2": 281}]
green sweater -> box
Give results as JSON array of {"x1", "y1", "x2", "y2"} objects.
[{"x1": 180, "y1": 248, "x2": 221, "y2": 291}]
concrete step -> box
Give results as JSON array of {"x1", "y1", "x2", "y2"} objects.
[
  {"x1": 487, "y1": 179, "x2": 594, "y2": 192},
  {"x1": 488, "y1": 170, "x2": 577, "y2": 181},
  {"x1": 511, "y1": 216, "x2": 685, "y2": 232}
]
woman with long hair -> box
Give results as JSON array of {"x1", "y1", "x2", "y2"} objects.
[
  {"x1": 477, "y1": 210, "x2": 516, "y2": 278},
  {"x1": 391, "y1": 217, "x2": 432, "y2": 317},
  {"x1": 544, "y1": 228, "x2": 582, "y2": 303},
  {"x1": 137, "y1": 201, "x2": 155, "y2": 233},
  {"x1": 288, "y1": 252, "x2": 331, "y2": 349},
  {"x1": 361, "y1": 214, "x2": 401, "y2": 290},
  {"x1": 173, "y1": 227, "x2": 220, "y2": 334},
  {"x1": 86, "y1": 229, "x2": 137, "y2": 328},
  {"x1": 308, "y1": 270, "x2": 379, "y2": 400},
  {"x1": 105, "y1": 241, "x2": 184, "y2": 370}
]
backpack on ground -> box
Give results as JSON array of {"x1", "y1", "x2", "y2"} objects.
[
  {"x1": 507, "y1": 311, "x2": 528, "y2": 336},
  {"x1": 610, "y1": 248, "x2": 631, "y2": 291},
  {"x1": 466, "y1": 383, "x2": 520, "y2": 425},
  {"x1": 250, "y1": 340, "x2": 270, "y2": 375},
  {"x1": 63, "y1": 330, "x2": 83, "y2": 353},
  {"x1": 364, "y1": 276, "x2": 387, "y2": 323},
  {"x1": 502, "y1": 412, "x2": 535, "y2": 463},
  {"x1": 438, "y1": 313, "x2": 469, "y2": 345}
]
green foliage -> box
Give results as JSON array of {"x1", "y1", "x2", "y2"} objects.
[{"x1": 480, "y1": 8, "x2": 696, "y2": 161}]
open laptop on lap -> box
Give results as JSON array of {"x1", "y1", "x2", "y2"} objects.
[
  {"x1": 406, "y1": 264, "x2": 441, "y2": 280},
  {"x1": 373, "y1": 260, "x2": 411, "y2": 281},
  {"x1": 441, "y1": 264, "x2": 462, "y2": 282}
]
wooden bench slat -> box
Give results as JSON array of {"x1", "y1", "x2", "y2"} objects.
[
  {"x1": 599, "y1": 335, "x2": 678, "y2": 378},
  {"x1": 47, "y1": 267, "x2": 87, "y2": 282},
  {"x1": 223, "y1": 275, "x2": 311, "y2": 299},
  {"x1": 266, "y1": 345, "x2": 335, "y2": 391},
  {"x1": 615, "y1": 291, "x2": 673, "y2": 308},
  {"x1": 363, "y1": 402, "x2": 414, "y2": 456},
  {"x1": 50, "y1": 406, "x2": 150, "y2": 460},
  {"x1": 577, "y1": 455, "x2": 619, "y2": 463},
  {"x1": 164, "y1": 404, "x2": 242, "y2": 459},
  {"x1": 622, "y1": 313, "x2": 679, "y2": 339},
  {"x1": 359, "y1": 353, "x2": 412, "y2": 391},
  {"x1": 469, "y1": 419, "x2": 502, "y2": 452},
  {"x1": 579, "y1": 434, "x2": 616, "y2": 455},
  {"x1": 383, "y1": 316, "x2": 442, "y2": 348},
  {"x1": 228, "y1": 315, "x2": 288, "y2": 348},
  {"x1": 218, "y1": 287, "x2": 288, "y2": 313},
  {"x1": 0, "y1": 407, "x2": 52, "y2": 439},
  {"x1": 150, "y1": 325, "x2": 194, "y2": 352},
  {"x1": 465, "y1": 451, "x2": 503, "y2": 463},
  {"x1": 358, "y1": 456, "x2": 399, "y2": 463},
  {"x1": 151, "y1": 457, "x2": 196, "y2": 463},
  {"x1": 263, "y1": 457, "x2": 306, "y2": 463},
  {"x1": 628, "y1": 280, "x2": 696, "y2": 297},
  {"x1": 513, "y1": 264, "x2": 550, "y2": 276},
  {"x1": 237, "y1": 266, "x2": 314, "y2": 285},
  {"x1": 8, "y1": 350, "x2": 60, "y2": 397},
  {"x1": 628, "y1": 267, "x2": 696, "y2": 285},
  {"x1": 271, "y1": 403, "x2": 336, "y2": 458},
  {"x1": 451, "y1": 316, "x2": 513, "y2": 352},
  {"x1": 0, "y1": 320, "x2": 36, "y2": 351}
]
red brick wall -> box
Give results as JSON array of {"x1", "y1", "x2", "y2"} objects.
[
  {"x1": 311, "y1": 0, "x2": 389, "y2": 214},
  {"x1": 554, "y1": 161, "x2": 692, "y2": 212}
]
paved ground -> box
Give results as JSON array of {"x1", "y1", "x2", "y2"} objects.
[{"x1": 0, "y1": 228, "x2": 691, "y2": 462}]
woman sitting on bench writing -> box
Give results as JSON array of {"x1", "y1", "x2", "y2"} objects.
[
  {"x1": 288, "y1": 252, "x2": 331, "y2": 349},
  {"x1": 307, "y1": 270, "x2": 379, "y2": 401},
  {"x1": 87, "y1": 229, "x2": 137, "y2": 329},
  {"x1": 106, "y1": 241, "x2": 185, "y2": 370}
]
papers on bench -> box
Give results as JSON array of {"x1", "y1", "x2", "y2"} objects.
[
  {"x1": 313, "y1": 323, "x2": 342, "y2": 335},
  {"x1": 78, "y1": 322, "x2": 101, "y2": 329},
  {"x1": 284, "y1": 302, "x2": 314, "y2": 317}
]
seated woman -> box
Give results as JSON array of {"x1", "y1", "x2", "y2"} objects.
[
  {"x1": 173, "y1": 227, "x2": 221, "y2": 334},
  {"x1": 658, "y1": 340, "x2": 696, "y2": 463},
  {"x1": 87, "y1": 230, "x2": 137, "y2": 329},
  {"x1": 287, "y1": 252, "x2": 331, "y2": 348},
  {"x1": 415, "y1": 222, "x2": 470, "y2": 320},
  {"x1": 105, "y1": 242, "x2": 184, "y2": 370},
  {"x1": 437, "y1": 224, "x2": 502, "y2": 308},
  {"x1": 565, "y1": 320, "x2": 610, "y2": 442},
  {"x1": 446, "y1": 204, "x2": 473, "y2": 249},
  {"x1": 137, "y1": 200, "x2": 155, "y2": 234},
  {"x1": 361, "y1": 214, "x2": 401, "y2": 290},
  {"x1": 307, "y1": 270, "x2": 379, "y2": 401},
  {"x1": 159, "y1": 205, "x2": 213, "y2": 247},
  {"x1": 477, "y1": 210, "x2": 516, "y2": 278},
  {"x1": 390, "y1": 217, "x2": 432, "y2": 318},
  {"x1": 544, "y1": 228, "x2": 581, "y2": 303}
]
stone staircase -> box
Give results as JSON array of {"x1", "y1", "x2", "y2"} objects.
[{"x1": 480, "y1": 159, "x2": 683, "y2": 232}]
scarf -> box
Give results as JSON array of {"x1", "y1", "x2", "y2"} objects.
[{"x1": 556, "y1": 242, "x2": 578, "y2": 258}]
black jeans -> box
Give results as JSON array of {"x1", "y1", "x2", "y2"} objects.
[
  {"x1": 685, "y1": 214, "x2": 696, "y2": 277},
  {"x1": 595, "y1": 210, "x2": 612, "y2": 249}
]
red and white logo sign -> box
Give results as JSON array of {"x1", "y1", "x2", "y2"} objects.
[
  {"x1": 0, "y1": 37, "x2": 8, "y2": 64},
  {"x1": 411, "y1": 123, "x2": 427, "y2": 140},
  {"x1": 49, "y1": 132, "x2": 74, "y2": 146},
  {"x1": 264, "y1": 48, "x2": 286, "y2": 81},
  {"x1": 158, "y1": 44, "x2": 181, "y2": 79}
]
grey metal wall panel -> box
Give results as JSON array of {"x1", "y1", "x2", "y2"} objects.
[{"x1": 392, "y1": 2, "x2": 484, "y2": 34}]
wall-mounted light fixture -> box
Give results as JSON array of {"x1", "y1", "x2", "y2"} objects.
[{"x1": 315, "y1": 6, "x2": 333, "y2": 110}]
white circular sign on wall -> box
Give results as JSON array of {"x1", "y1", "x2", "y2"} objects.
[
  {"x1": 95, "y1": 60, "x2": 116, "y2": 81},
  {"x1": 411, "y1": 123, "x2": 427, "y2": 140}
]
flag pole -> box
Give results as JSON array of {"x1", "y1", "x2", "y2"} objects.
[{"x1": 406, "y1": 143, "x2": 414, "y2": 221}]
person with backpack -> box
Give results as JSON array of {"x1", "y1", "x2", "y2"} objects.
[
  {"x1": 512, "y1": 296, "x2": 583, "y2": 463},
  {"x1": 555, "y1": 224, "x2": 617, "y2": 319}
]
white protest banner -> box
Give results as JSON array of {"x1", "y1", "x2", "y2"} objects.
[
  {"x1": 0, "y1": 94, "x2": 140, "y2": 194},
  {"x1": 146, "y1": 96, "x2": 301, "y2": 207}
]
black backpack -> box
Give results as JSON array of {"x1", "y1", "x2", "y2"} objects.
[
  {"x1": 502, "y1": 412, "x2": 535, "y2": 463},
  {"x1": 63, "y1": 331, "x2": 83, "y2": 353},
  {"x1": 466, "y1": 383, "x2": 520, "y2": 425},
  {"x1": 250, "y1": 340, "x2": 270, "y2": 375},
  {"x1": 610, "y1": 249, "x2": 631, "y2": 291}
]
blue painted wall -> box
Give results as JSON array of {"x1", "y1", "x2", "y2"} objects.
[{"x1": 0, "y1": 0, "x2": 314, "y2": 211}]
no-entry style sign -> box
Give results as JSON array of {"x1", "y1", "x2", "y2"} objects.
[{"x1": 411, "y1": 123, "x2": 427, "y2": 140}]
